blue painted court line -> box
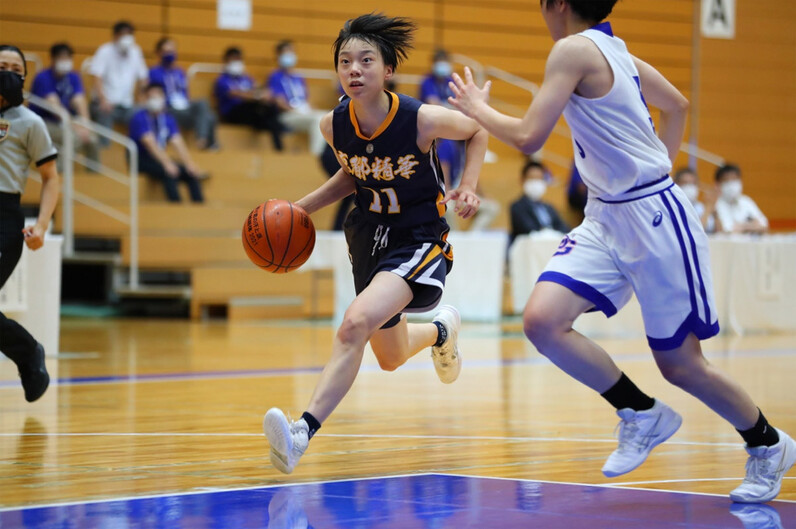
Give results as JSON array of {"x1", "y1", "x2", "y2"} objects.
[
  {"x1": 1, "y1": 474, "x2": 793, "y2": 528},
  {"x1": 1, "y1": 347, "x2": 794, "y2": 389}
]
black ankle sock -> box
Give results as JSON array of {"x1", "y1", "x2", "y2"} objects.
[
  {"x1": 301, "y1": 412, "x2": 321, "y2": 440},
  {"x1": 738, "y1": 410, "x2": 780, "y2": 448},
  {"x1": 432, "y1": 321, "x2": 447, "y2": 347},
  {"x1": 600, "y1": 373, "x2": 655, "y2": 411}
]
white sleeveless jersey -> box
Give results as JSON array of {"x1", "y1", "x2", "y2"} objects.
[{"x1": 562, "y1": 22, "x2": 672, "y2": 199}]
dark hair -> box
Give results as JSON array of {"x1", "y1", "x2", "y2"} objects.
[
  {"x1": 144, "y1": 81, "x2": 165, "y2": 92},
  {"x1": 50, "y1": 42, "x2": 74, "y2": 58},
  {"x1": 432, "y1": 48, "x2": 450, "y2": 62},
  {"x1": 715, "y1": 163, "x2": 741, "y2": 182},
  {"x1": 113, "y1": 20, "x2": 135, "y2": 35},
  {"x1": 674, "y1": 167, "x2": 697, "y2": 182},
  {"x1": 0, "y1": 44, "x2": 27, "y2": 77},
  {"x1": 275, "y1": 40, "x2": 293, "y2": 55},
  {"x1": 543, "y1": 0, "x2": 618, "y2": 24},
  {"x1": 522, "y1": 159, "x2": 547, "y2": 180},
  {"x1": 155, "y1": 37, "x2": 174, "y2": 53},
  {"x1": 333, "y1": 13, "x2": 415, "y2": 71},
  {"x1": 223, "y1": 46, "x2": 242, "y2": 61}
]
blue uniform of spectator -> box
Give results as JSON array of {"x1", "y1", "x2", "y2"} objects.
[
  {"x1": 129, "y1": 83, "x2": 205, "y2": 203},
  {"x1": 150, "y1": 38, "x2": 218, "y2": 149},
  {"x1": 214, "y1": 46, "x2": 283, "y2": 150}
]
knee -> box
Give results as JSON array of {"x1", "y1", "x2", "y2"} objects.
[
  {"x1": 522, "y1": 304, "x2": 564, "y2": 348},
  {"x1": 336, "y1": 311, "x2": 371, "y2": 348},
  {"x1": 658, "y1": 359, "x2": 707, "y2": 390},
  {"x1": 376, "y1": 355, "x2": 402, "y2": 372}
]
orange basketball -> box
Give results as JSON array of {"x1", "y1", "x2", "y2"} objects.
[{"x1": 242, "y1": 200, "x2": 315, "y2": 273}]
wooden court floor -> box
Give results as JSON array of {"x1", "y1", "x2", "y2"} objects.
[{"x1": 1, "y1": 316, "x2": 794, "y2": 509}]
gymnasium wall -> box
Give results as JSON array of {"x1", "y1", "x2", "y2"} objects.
[
  {"x1": 696, "y1": 1, "x2": 796, "y2": 228},
  {"x1": 1, "y1": 0, "x2": 792, "y2": 224}
]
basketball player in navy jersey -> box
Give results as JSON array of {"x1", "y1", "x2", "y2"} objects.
[
  {"x1": 263, "y1": 13, "x2": 488, "y2": 474},
  {"x1": 449, "y1": 0, "x2": 794, "y2": 504}
]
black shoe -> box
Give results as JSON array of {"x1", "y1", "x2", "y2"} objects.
[{"x1": 18, "y1": 343, "x2": 50, "y2": 402}]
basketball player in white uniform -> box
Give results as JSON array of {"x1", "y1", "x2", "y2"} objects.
[{"x1": 448, "y1": 0, "x2": 794, "y2": 504}]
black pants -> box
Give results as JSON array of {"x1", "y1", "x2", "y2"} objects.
[
  {"x1": 221, "y1": 101, "x2": 284, "y2": 151},
  {"x1": 138, "y1": 155, "x2": 204, "y2": 203},
  {"x1": 0, "y1": 192, "x2": 38, "y2": 364}
]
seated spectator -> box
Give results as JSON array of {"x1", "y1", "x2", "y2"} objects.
[
  {"x1": 129, "y1": 83, "x2": 205, "y2": 203},
  {"x1": 150, "y1": 37, "x2": 218, "y2": 150},
  {"x1": 510, "y1": 160, "x2": 569, "y2": 245},
  {"x1": 268, "y1": 40, "x2": 326, "y2": 155},
  {"x1": 89, "y1": 20, "x2": 148, "y2": 136},
  {"x1": 714, "y1": 163, "x2": 768, "y2": 234},
  {"x1": 30, "y1": 42, "x2": 100, "y2": 169},
  {"x1": 673, "y1": 167, "x2": 717, "y2": 233},
  {"x1": 214, "y1": 46, "x2": 283, "y2": 150}
]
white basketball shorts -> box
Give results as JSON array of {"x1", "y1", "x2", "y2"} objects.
[{"x1": 538, "y1": 176, "x2": 719, "y2": 350}]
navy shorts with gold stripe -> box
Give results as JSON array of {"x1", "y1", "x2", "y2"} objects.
[{"x1": 343, "y1": 207, "x2": 453, "y2": 329}]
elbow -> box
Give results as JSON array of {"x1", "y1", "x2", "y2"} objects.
[
  {"x1": 517, "y1": 135, "x2": 541, "y2": 155},
  {"x1": 677, "y1": 95, "x2": 690, "y2": 112}
]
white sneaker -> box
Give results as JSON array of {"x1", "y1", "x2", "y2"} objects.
[
  {"x1": 264, "y1": 408, "x2": 309, "y2": 474},
  {"x1": 431, "y1": 305, "x2": 461, "y2": 384},
  {"x1": 730, "y1": 504, "x2": 783, "y2": 529},
  {"x1": 730, "y1": 428, "x2": 796, "y2": 504},
  {"x1": 601, "y1": 399, "x2": 682, "y2": 477}
]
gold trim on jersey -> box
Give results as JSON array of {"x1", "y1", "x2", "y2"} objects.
[
  {"x1": 349, "y1": 91, "x2": 400, "y2": 141},
  {"x1": 407, "y1": 245, "x2": 443, "y2": 280}
]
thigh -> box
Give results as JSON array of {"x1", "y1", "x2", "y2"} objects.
[
  {"x1": 345, "y1": 271, "x2": 414, "y2": 333},
  {"x1": 0, "y1": 211, "x2": 24, "y2": 289},
  {"x1": 538, "y1": 218, "x2": 633, "y2": 318},
  {"x1": 616, "y1": 187, "x2": 719, "y2": 350}
]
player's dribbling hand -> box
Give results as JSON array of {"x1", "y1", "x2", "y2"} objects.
[
  {"x1": 447, "y1": 67, "x2": 492, "y2": 119},
  {"x1": 441, "y1": 187, "x2": 480, "y2": 219},
  {"x1": 22, "y1": 223, "x2": 46, "y2": 251}
]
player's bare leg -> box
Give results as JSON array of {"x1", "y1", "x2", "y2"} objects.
[
  {"x1": 265, "y1": 271, "x2": 412, "y2": 473},
  {"x1": 524, "y1": 281, "x2": 681, "y2": 477}
]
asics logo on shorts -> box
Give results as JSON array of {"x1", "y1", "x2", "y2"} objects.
[
  {"x1": 553, "y1": 236, "x2": 577, "y2": 256},
  {"x1": 652, "y1": 211, "x2": 663, "y2": 227}
]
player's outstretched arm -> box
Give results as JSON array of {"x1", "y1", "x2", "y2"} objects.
[
  {"x1": 448, "y1": 39, "x2": 586, "y2": 155},
  {"x1": 632, "y1": 56, "x2": 689, "y2": 164},
  {"x1": 295, "y1": 112, "x2": 355, "y2": 215},
  {"x1": 418, "y1": 104, "x2": 487, "y2": 219}
]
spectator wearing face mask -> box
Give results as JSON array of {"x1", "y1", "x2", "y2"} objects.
[
  {"x1": 89, "y1": 21, "x2": 148, "y2": 135},
  {"x1": 150, "y1": 37, "x2": 218, "y2": 150},
  {"x1": 129, "y1": 83, "x2": 205, "y2": 203},
  {"x1": 267, "y1": 40, "x2": 327, "y2": 155},
  {"x1": 214, "y1": 46, "x2": 283, "y2": 151},
  {"x1": 714, "y1": 163, "x2": 767, "y2": 234},
  {"x1": 673, "y1": 167, "x2": 717, "y2": 234},
  {"x1": 510, "y1": 160, "x2": 569, "y2": 246},
  {"x1": 31, "y1": 42, "x2": 100, "y2": 169}
]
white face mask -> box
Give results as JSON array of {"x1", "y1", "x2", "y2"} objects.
[
  {"x1": 679, "y1": 183, "x2": 699, "y2": 204},
  {"x1": 146, "y1": 96, "x2": 165, "y2": 113},
  {"x1": 226, "y1": 60, "x2": 245, "y2": 76},
  {"x1": 523, "y1": 179, "x2": 547, "y2": 201},
  {"x1": 720, "y1": 180, "x2": 743, "y2": 201},
  {"x1": 54, "y1": 59, "x2": 73, "y2": 75},
  {"x1": 433, "y1": 61, "x2": 452, "y2": 78},
  {"x1": 278, "y1": 52, "x2": 297, "y2": 69},
  {"x1": 116, "y1": 34, "x2": 135, "y2": 52}
]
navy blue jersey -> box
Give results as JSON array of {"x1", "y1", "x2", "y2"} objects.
[{"x1": 332, "y1": 91, "x2": 447, "y2": 228}]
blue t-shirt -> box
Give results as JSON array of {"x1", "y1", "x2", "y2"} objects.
[
  {"x1": 129, "y1": 108, "x2": 179, "y2": 158},
  {"x1": 214, "y1": 73, "x2": 256, "y2": 117},
  {"x1": 267, "y1": 70, "x2": 308, "y2": 108},
  {"x1": 149, "y1": 65, "x2": 190, "y2": 108},
  {"x1": 419, "y1": 74, "x2": 453, "y2": 104},
  {"x1": 30, "y1": 68, "x2": 84, "y2": 121}
]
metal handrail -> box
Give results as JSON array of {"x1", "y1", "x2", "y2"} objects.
[{"x1": 25, "y1": 94, "x2": 140, "y2": 289}]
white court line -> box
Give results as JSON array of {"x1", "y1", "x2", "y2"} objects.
[
  {"x1": 609, "y1": 477, "x2": 796, "y2": 486},
  {"x1": 435, "y1": 472, "x2": 796, "y2": 504},
  {"x1": 0, "y1": 431, "x2": 743, "y2": 448}
]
